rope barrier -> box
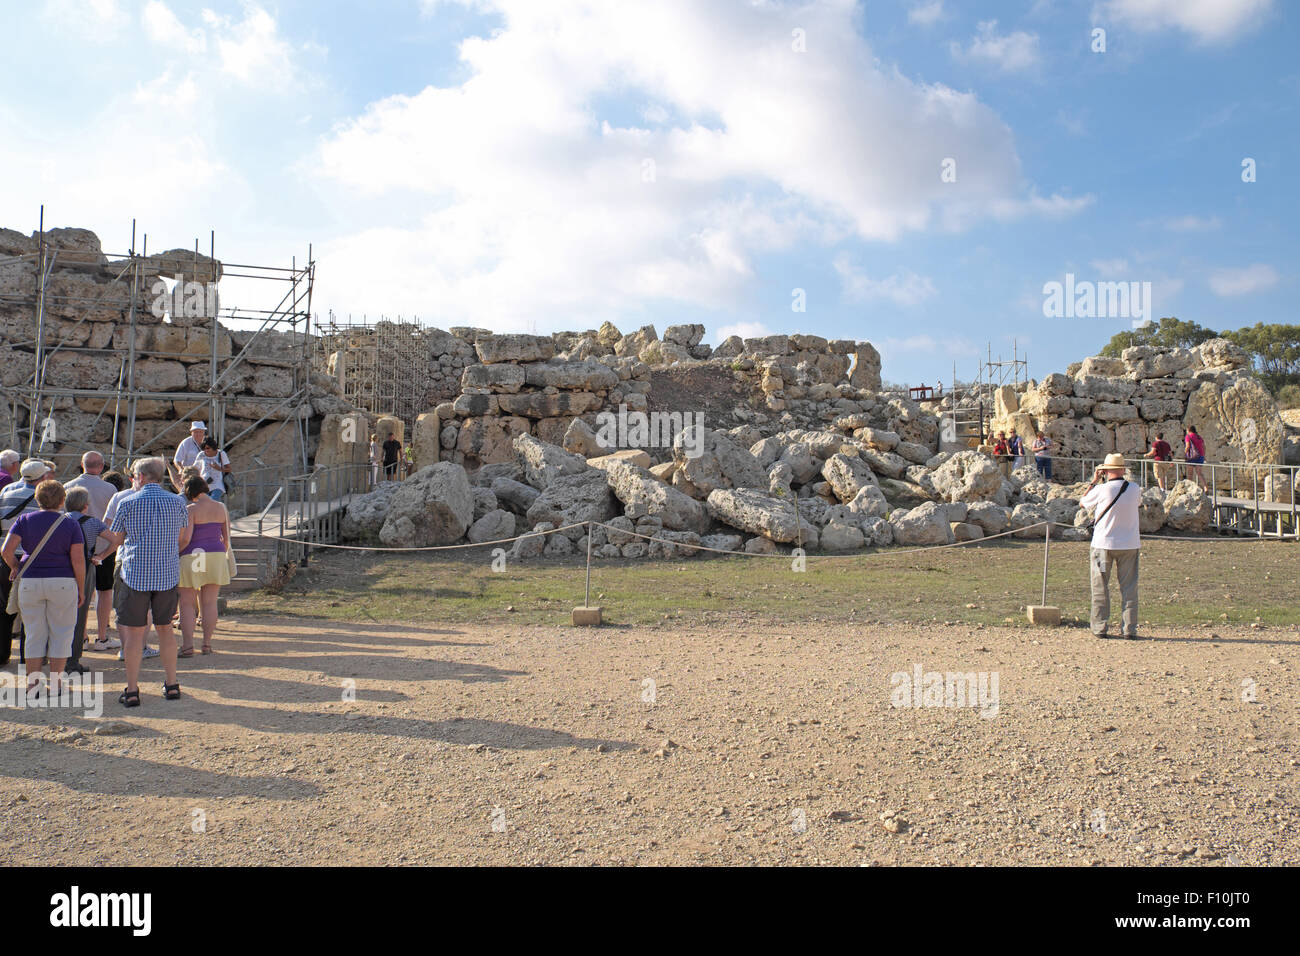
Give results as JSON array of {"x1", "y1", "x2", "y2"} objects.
[
  {"x1": 246, "y1": 516, "x2": 1279, "y2": 557},
  {"x1": 243, "y1": 520, "x2": 592, "y2": 552}
]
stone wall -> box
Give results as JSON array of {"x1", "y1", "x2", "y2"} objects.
[
  {"x1": 0, "y1": 225, "x2": 353, "y2": 473},
  {"x1": 339, "y1": 325, "x2": 1289, "y2": 558},
  {"x1": 990, "y1": 340, "x2": 1287, "y2": 476}
]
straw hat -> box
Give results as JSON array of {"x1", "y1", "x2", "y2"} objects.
[{"x1": 1099, "y1": 453, "x2": 1126, "y2": 473}]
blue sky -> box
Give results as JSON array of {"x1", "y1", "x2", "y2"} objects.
[{"x1": 1, "y1": 0, "x2": 1294, "y2": 386}]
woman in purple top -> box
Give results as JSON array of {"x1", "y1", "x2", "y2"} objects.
[
  {"x1": 0, "y1": 480, "x2": 85, "y2": 697},
  {"x1": 178, "y1": 475, "x2": 231, "y2": 656}
]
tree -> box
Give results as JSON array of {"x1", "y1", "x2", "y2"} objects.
[
  {"x1": 1222, "y1": 323, "x2": 1300, "y2": 392},
  {"x1": 1098, "y1": 316, "x2": 1219, "y2": 357}
]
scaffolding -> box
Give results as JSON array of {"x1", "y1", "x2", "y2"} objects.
[
  {"x1": 0, "y1": 207, "x2": 315, "y2": 477},
  {"x1": 313, "y1": 313, "x2": 442, "y2": 430},
  {"x1": 938, "y1": 340, "x2": 1030, "y2": 448}
]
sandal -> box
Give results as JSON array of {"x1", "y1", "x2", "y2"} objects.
[
  {"x1": 177, "y1": 647, "x2": 195, "y2": 658},
  {"x1": 163, "y1": 682, "x2": 182, "y2": 701},
  {"x1": 200, "y1": 643, "x2": 213, "y2": 655},
  {"x1": 119, "y1": 687, "x2": 141, "y2": 708}
]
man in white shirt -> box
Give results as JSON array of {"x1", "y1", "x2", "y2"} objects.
[
  {"x1": 172, "y1": 421, "x2": 206, "y2": 488},
  {"x1": 1078, "y1": 453, "x2": 1141, "y2": 640}
]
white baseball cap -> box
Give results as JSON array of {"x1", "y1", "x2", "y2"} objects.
[{"x1": 190, "y1": 421, "x2": 207, "y2": 431}]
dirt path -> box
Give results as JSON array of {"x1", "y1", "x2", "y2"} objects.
[{"x1": 2, "y1": 614, "x2": 1296, "y2": 865}]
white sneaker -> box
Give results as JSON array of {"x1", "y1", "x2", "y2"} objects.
[
  {"x1": 142, "y1": 646, "x2": 160, "y2": 659},
  {"x1": 92, "y1": 637, "x2": 122, "y2": 651}
]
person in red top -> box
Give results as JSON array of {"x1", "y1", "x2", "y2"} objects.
[
  {"x1": 1183, "y1": 425, "x2": 1207, "y2": 491},
  {"x1": 1143, "y1": 432, "x2": 1174, "y2": 491},
  {"x1": 992, "y1": 430, "x2": 1011, "y2": 477}
]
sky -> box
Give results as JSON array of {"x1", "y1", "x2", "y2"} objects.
[{"x1": 1, "y1": 0, "x2": 1295, "y2": 386}]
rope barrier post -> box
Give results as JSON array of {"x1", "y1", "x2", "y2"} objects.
[
  {"x1": 572, "y1": 520, "x2": 602, "y2": 627},
  {"x1": 1027, "y1": 521, "x2": 1060, "y2": 626}
]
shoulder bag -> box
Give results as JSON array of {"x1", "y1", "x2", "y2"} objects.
[{"x1": 6, "y1": 514, "x2": 72, "y2": 625}]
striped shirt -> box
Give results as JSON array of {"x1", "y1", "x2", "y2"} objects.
[
  {"x1": 0, "y1": 479, "x2": 41, "y2": 534},
  {"x1": 110, "y1": 483, "x2": 189, "y2": 592}
]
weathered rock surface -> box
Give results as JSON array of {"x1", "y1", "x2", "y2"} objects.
[{"x1": 378, "y1": 463, "x2": 475, "y2": 547}]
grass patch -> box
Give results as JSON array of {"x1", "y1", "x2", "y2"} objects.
[{"x1": 230, "y1": 537, "x2": 1300, "y2": 631}]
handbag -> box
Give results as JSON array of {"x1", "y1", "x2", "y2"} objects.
[
  {"x1": 226, "y1": 547, "x2": 238, "y2": 578},
  {"x1": 6, "y1": 513, "x2": 72, "y2": 625}
]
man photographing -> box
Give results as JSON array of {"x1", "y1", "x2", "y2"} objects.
[{"x1": 1079, "y1": 453, "x2": 1141, "y2": 640}]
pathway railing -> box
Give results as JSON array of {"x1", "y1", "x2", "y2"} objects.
[
  {"x1": 256, "y1": 462, "x2": 374, "y2": 583},
  {"x1": 1056, "y1": 456, "x2": 1299, "y2": 539}
]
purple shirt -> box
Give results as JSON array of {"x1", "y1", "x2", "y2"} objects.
[{"x1": 6, "y1": 511, "x2": 83, "y2": 579}]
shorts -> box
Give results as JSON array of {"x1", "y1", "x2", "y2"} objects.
[
  {"x1": 1153, "y1": 461, "x2": 1173, "y2": 482},
  {"x1": 178, "y1": 551, "x2": 231, "y2": 589},
  {"x1": 113, "y1": 579, "x2": 179, "y2": 629},
  {"x1": 208, "y1": 488, "x2": 224, "y2": 502},
  {"x1": 17, "y1": 577, "x2": 78, "y2": 659},
  {"x1": 94, "y1": 551, "x2": 116, "y2": 591},
  {"x1": 1187, "y1": 455, "x2": 1205, "y2": 465}
]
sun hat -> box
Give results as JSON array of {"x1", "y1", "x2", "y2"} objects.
[
  {"x1": 1100, "y1": 453, "x2": 1126, "y2": 472},
  {"x1": 190, "y1": 421, "x2": 207, "y2": 431}
]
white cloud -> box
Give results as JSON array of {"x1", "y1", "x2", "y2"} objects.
[
  {"x1": 42, "y1": 0, "x2": 127, "y2": 40},
  {"x1": 1209, "y1": 264, "x2": 1280, "y2": 297},
  {"x1": 202, "y1": 5, "x2": 301, "y2": 89},
  {"x1": 951, "y1": 20, "x2": 1041, "y2": 73},
  {"x1": 713, "y1": 321, "x2": 771, "y2": 345},
  {"x1": 132, "y1": 69, "x2": 200, "y2": 109},
  {"x1": 143, "y1": 0, "x2": 206, "y2": 54},
  {"x1": 1090, "y1": 258, "x2": 1129, "y2": 276},
  {"x1": 834, "y1": 254, "x2": 937, "y2": 307},
  {"x1": 312, "y1": 0, "x2": 1082, "y2": 326},
  {"x1": 1162, "y1": 214, "x2": 1221, "y2": 232},
  {"x1": 908, "y1": 2, "x2": 944, "y2": 27},
  {"x1": 1096, "y1": 0, "x2": 1275, "y2": 44}
]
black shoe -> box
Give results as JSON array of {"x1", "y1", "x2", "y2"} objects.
[
  {"x1": 1094, "y1": 632, "x2": 1114, "y2": 639},
  {"x1": 64, "y1": 662, "x2": 90, "y2": 675},
  {"x1": 1124, "y1": 633, "x2": 1143, "y2": 640}
]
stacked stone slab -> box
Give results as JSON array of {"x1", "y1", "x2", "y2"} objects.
[
  {"x1": 0, "y1": 224, "x2": 356, "y2": 472},
  {"x1": 428, "y1": 332, "x2": 653, "y2": 472},
  {"x1": 992, "y1": 340, "x2": 1286, "y2": 479}
]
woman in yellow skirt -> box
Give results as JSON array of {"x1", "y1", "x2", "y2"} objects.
[{"x1": 177, "y1": 475, "x2": 231, "y2": 656}]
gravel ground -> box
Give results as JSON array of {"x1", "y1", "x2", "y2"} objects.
[{"x1": 1, "y1": 614, "x2": 1296, "y2": 866}]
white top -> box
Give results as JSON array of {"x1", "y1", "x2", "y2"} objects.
[
  {"x1": 1080, "y1": 478, "x2": 1141, "y2": 551},
  {"x1": 103, "y1": 487, "x2": 136, "y2": 527},
  {"x1": 174, "y1": 436, "x2": 203, "y2": 468},
  {"x1": 65, "y1": 473, "x2": 116, "y2": 520},
  {"x1": 198, "y1": 450, "x2": 230, "y2": 492}
]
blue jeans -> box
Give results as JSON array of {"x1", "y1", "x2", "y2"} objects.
[
  {"x1": 208, "y1": 488, "x2": 224, "y2": 502},
  {"x1": 1035, "y1": 457, "x2": 1052, "y2": 479}
]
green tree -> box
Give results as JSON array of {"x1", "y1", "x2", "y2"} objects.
[
  {"x1": 1222, "y1": 323, "x2": 1300, "y2": 392},
  {"x1": 1099, "y1": 316, "x2": 1219, "y2": 357}
]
